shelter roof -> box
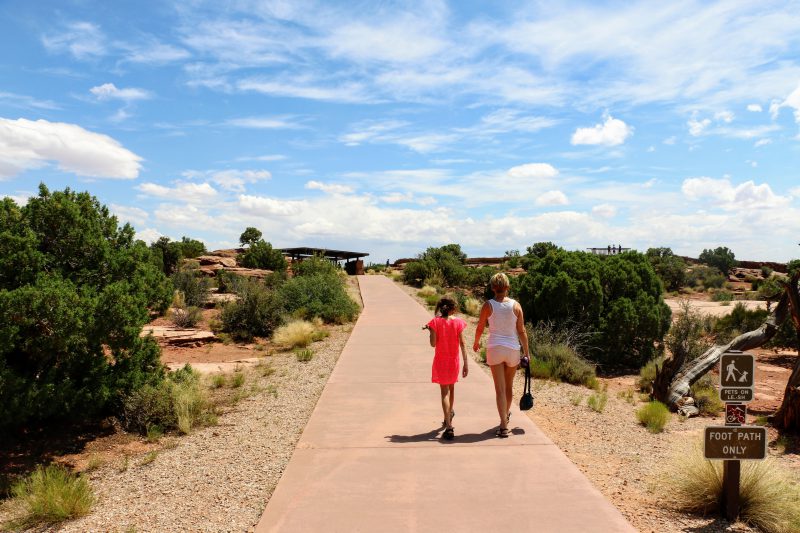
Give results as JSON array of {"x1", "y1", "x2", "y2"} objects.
[{"x1": 279, "y1": 247, "x2": 369, "y2": 261}]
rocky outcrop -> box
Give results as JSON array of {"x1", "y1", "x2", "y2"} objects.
[
  {"x1": 141, "y1": 326, "x2": 216, "y2": 347},
  {"x1": 196, "y1": 255, "x2": 237, "y2": 268}
]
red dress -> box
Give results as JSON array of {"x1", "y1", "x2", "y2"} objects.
[{"x1": 427, "y1": 316, "x2": 466, "y2": 385}]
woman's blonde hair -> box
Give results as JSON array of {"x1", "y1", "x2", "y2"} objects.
[{"x1": 490, "y1": 272, "x2": 510, "y2": 292}]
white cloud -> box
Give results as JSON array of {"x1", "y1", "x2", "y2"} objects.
[
  {"x1": 305, "y1": 180, "x2": 354, "y2": 194},
  {"x1": 226, "y1": 116, "x2": 302, "y2": 129},
  {"x1": 747, "y1": 104, "x2": 763, "y2": 112},
  {"x1": 0, "y1": 117, "x2": 142, "y2": 179},
  {"x1": 754, "y1": 138, "x2": 772, "y2": 147},
  {"x1": 111, "y1": 204, "x2": 149, "y2": 227},
  {"x1": 42, "y1": 22, "x2": 106, "y2": 60},
  {"x1": 663, "y1": 136, "x2": 677, "y2": 145},
  {"x1": 790, "y1": 187, "x2": 800, "y2": 198},
  {"x1": 186, "y1": 169, "x2": 273, "y2": 192},
  {"x1": 535, "y1": 190, "x2": 569, "y2": 206},
  {"x1": 380, "y1": 192, "x2": 413, "y2": 203},
  {"x1": 688, "y1": 117, "x2": 711, "y2": 136},
  {"x1": 507, "y1": 163, "x2": 559, "y2": 179},
  {"x1": 135, "y1": 227, "x2": 163, "y2": 244},
  {"x1": 238, "y1": 194, "x2": 306, "y2": 216},
  {"x1": 682, "y1": 177, "x2": 790, "y2": 210},
  {"x1": 714, "y1": 110, "x2": 734, "y2": 123},
  {"x1": 339, "y1": 120, "x2": 408, "y2": 146},
  {"x1": 235, "y1": 154, "x2": 287, "y2": 162},
  {"x1": 122, "y1": 42, "x2": 190, "y2": 64},
  {"x1": 90, "y1": 83, "x2": 151, "y2": 101},
  {"x1": 592, "y1": 204, "x2": 617, "y2": 218},
  {"x1": 771, "y1": 83, "x2": 800, "y2": 123},
  {"x1": 237, "y1": 77, "x2": 371, "y2": 104},
  {"x1": 326, "y1": 19, "x2": 446, "y2": 63},
  {"x1": 0, "y1": 92, "x2": 59, "y2": 111},
  {"x1": 138, "y1": 182, "x2": 218, "y2": 203},
  {"x1": 646, "y1": 146, "x2": 655, "y2": 152},
  {"x1": 571, "y1": 116, "x2": 632, "y2": 146}
]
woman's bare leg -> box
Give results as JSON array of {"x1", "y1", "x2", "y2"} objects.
[
  {"x1": 504, "y1": 364, "x2": 517, "y2": 419},
  {"x1": 440, "y1": 385, "x2": 452, "y2": 428},
  {"x1": 490, "y1": 363, "x2": 508, "y2": 429}
]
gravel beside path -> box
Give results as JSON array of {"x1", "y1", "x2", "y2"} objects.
[{"x1": 21, "y1": 280, "x2": 360, "y2": 533}]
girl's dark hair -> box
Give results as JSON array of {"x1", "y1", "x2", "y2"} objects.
[{"x1": 435, "y1": 297, "x2": 457, "y2": 318}]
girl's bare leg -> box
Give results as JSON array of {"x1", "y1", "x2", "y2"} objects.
[
  {"x1": 490, "y1": 363, "x2": 508, "y2": 429},
  {"x1": 440, "y1": 385, "x2": 452, "y2": 428},
  {"x1": 448, "y1": 384, "x2": 455, "y2": 420},
  {"x1": 504, "y1": 364, "x2": 517, "y2": 419}
]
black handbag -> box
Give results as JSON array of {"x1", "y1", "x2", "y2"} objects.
[{"x1": 519, "y1": 359, "x2": 534, "y2": 411}]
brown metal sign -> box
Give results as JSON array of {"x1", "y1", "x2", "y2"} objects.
[
  {"x1": 721, "y1": 388, "x2": 754, "y2": 402},
  {"x1": 704, "y1": 426, "x2": 767, "y2": 460},
  {"x1": 720, "y1": 351, "x2": 755, "y2": 403}
]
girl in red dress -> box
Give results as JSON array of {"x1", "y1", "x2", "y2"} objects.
[{"x1": 425, "y1": 297, "x2": 468, "y2": 440}]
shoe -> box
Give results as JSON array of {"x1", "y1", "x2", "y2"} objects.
[
  {"x1": 495, "y1": 427, "x2": 509, "y2": 438},
  {"x1": 443, "y1": 427, "x2": 455, "y2": 440}
]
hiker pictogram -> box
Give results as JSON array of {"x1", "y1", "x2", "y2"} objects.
[{"x1": 720, "y1": 352, "x2": 755, "y2": 389}]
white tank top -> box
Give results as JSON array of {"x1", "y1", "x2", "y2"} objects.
[{"x1": 487, "y1": 298, "x2": 520, "y2": 349}]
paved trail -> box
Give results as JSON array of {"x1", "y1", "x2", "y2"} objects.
[{"x1": 256, "y1": 275, "x2": 636, "y2": 532}]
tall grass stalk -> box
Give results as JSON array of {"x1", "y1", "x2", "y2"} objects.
[
  {"x1": 5, "y1": 465, "x2": 94, "y2": 529},
  {"x1": 273, "y1": 319, "x2": 317, "y2": 349},
  {"x1": 664, "y1": 440, "x2": 800, "y2": 533}
]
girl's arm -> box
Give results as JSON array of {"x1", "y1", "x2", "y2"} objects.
[
  {"x1": 472, "y1": 301, "x2": 491, "y2": 352},
  {"x1": 428, "y1": 326, "x2": 436, "y2": 347},
  {"x1": 459, "y1": 330, "x2": 469, "y2": 377},
  {"x1": 514, "y1": 302, "x2": 530, "y2": 357}
]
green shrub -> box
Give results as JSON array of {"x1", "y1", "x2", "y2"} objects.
[
  {"x1": 4, "y1": 464, "x2": 94, "y2": 529},
  {"x1": 210, "y1": 374, "x2": 226, "y2": 388},
  {"x1": 665, "y1": 300, "x2": 712, "y2": 364},
  {"x1": 294, "y1": 254, "x2": 338, "y2": 277},
  {"x1": 0, "y1": 186, "x2": 172, "y2": 430},
  {"x1": 699, "y1": 246, "x2": 737, "y2": 275},
  {"x1": 702, "y1": 273, "x2": 726, "y2": 289},
  {"x1": 122, "y1": 364, "x2": 210, "y2": 435},
  {"x1": 714, "y1": 303, "x2": 768, "y2": 341},
  {"x1": 220, "y1": 279, "x2": 283, "y2": 341},
  {"x1": 423, "y1": 268, "x2": 446, "y2": 288},
  {"x1": 788, "y1": 259, "x2": 800, "y2": 277},
  {"x1": 690, "y1": 375, "x2": 723, "y2": 416},
  {"x1": 711, "y1": 289, "x2": 733, "y2": 302},
  {"x1": 646, "y1": 248, "x2": 687, "y2": 291},
  {"x1": 402, "y1": 260, "x2": 429, "y2": 287},
  {"x1": 402, "y1": 244, "x2": 470, "y2": 288},
  {"x1": 216, "y1": 270, "x2": 247, "y2": 294},
  {"x1": 532, "y1": 343, "x2": 597, "y2": 387},
  {"x1": 587, "y1": 390, "x2": 607, "y2": 413},
  {"x1": 417, "y1": 285, "x2": 438, "y2": 298},
  {"x1": 425, "y1": 293, "x2": 439, "y2": 307},
  {"x1": 278, "y1": 272, "x2": 358, "y2": 324},
  {"x1": 638, "y1": 356, "x2": 664, "y2": 393},
  {"x1": 240, "y1": 239, "x2": 287, "y2": 271},
  {"x1": 517, "y1": 250, "x2": 670, "y2": 368},
  {"x1": 637, "y1": 401, "x2": 669, "y2": 432},
  {"x1": 295, "y1": 348, "x2": 314, "y2": 362}
]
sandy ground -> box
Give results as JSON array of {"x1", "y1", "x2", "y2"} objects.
[{"x1": 664, "y1": 297, "x2": 767, "y2": 317}]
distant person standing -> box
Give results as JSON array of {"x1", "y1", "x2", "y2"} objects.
[
  {"x1": 473, "y1": 273, "x2": 530, "y2": 438},
  {"x1": 425, "y1": 297, "x2": 469, "y2": 440}
]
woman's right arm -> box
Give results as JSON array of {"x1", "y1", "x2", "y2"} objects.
[{"x1": 473, "y1": 302, "x2": 491, "y2": 352}]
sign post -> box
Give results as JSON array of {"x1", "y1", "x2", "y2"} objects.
[{"x1": 704, "y1": 350, "x2": 765, "y2": 523}]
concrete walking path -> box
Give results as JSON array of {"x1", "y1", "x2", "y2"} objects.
[{"x1": 256, "y1": 275, "x2": 636, "y2": 532}]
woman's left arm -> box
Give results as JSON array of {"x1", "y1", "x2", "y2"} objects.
[{"x1": 515, "y1": 303, "x2": 529, "y2": 357}]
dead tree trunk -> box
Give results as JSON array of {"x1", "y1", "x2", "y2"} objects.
[
  {"x1": 653, "y1": 291, "x2": 791, "y2": 414},
  {"x1": 772, "y1": 274, "x2": 800, "y2": 430}
]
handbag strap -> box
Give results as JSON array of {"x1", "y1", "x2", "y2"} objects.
[{"x1": 523, "y1": 361, "x2": 531, "y2": 395}]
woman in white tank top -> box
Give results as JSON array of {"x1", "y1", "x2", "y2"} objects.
[{"x1": 472, "y1": 273, "x2": 530, "y2": 438}]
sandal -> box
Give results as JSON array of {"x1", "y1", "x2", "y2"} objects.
[
  {"x1": 495, "y1": 427, "x2": 509, "y2": 439},
  {"x1": 443, "y1": 427, "x2": 455, "y2": 440},
  {"x1": 507, "y1": 412, "x2": 511, "y2": 423},
  {"x1": 442, "y1": 410, "x2": 455, "y2": 426}
]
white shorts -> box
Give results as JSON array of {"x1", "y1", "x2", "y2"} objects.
[{"x1": 486, "y1": 345, "x2": 521, "y2": 367}]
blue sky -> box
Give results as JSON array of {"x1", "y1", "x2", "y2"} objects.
[{"x1": 2, "y1": 0, "x2": 800, "y2": 263}]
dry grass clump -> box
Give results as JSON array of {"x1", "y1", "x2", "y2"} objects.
[
  {"x1": 463, "y1": 297, "x2": 481, "y2": 317},
  {"x1": 273, "y1": 319, "x2": 317, "y2": 349},
  {"x1": 417, "y1": 285, "x2": 438, "y2": 298},
  {"x1": 3, "y1": 464, "x2": 94, "y2": 530},
  {"x1": 636, "y1": 401, "x2": 669, "y2": 433},
  {"x1": 663, "y1": 440, "x2": 800, "y2": 533},
  {"x1": 587, "y1": 390, "x2": 607, "y2": 413}
]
